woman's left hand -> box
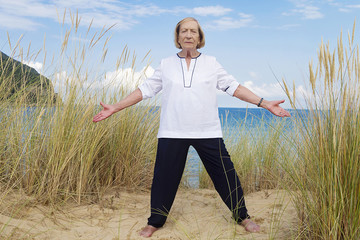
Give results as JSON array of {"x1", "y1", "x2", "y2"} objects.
[{"x1": 262, "y1": 100, "x2": 291, "y2": 117}]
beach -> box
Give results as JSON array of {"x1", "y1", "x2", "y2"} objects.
[
  {"x1": 1, "y1": 18, "x2": 358, "y2": 239},
  {"x1": 0, "y1": 188, "x2": 297, "y2": 239}
]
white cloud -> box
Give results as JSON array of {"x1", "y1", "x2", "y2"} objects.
[
  {"x1": 52, "y1": 70, "x2": 68, "y2": 94},
  {"x1": 0, "y1": 1, "x2": 241, "y2": 31},
  {"x1": 0, "y1": 13, "x2": 43, "y2": 30},
  {"x1": 339, "y1": 4, "x2": 360, "y2": 12},
  {"x1": 298, "y1": 6, "x2": 323, "y2": 19},
  {"x1": 346, "y1": 4, "x2": 360, "y2": 8},
  {"x1": 127, "y1": 4, "x2": 169, "y2": 16},
  {"x1": 296, "y1": 85, "x2": 310, "y2": 97},
  {"x1": 101, "y1": 66, "x2": 155, "y2": 90},
  {"x1": 78, "y1": 12, "x2": 136, "y2": 30},
  {"x1": 338, "y1": 8, "x2": 351, "y2": 12},
  {"x1": 0, "y1": 0, "x2": 56, "y2": 19},
  {"x1": 23, "y1": 60, "x2": 43, "y2": 74},
  {"x1": 313, "y1": 0, "x2": 360, "y2": 13},
  {"x1": 277, "y1": 24, "x2": 301, "y2": 30},
  {"x1": 243, "y1": 80, "x2": 287, "y2": 98},
  {"x1": 0, "y1": 0, "x2": 159, "y2": 30},
  {"x1": 51, "y1": 65, "x2": 155, "y2": 98},
  {"x1": 283, "y1": 0, "x2": 324, "y2": 19},
  {"x1": 192, "y1": 6, "x2": 232, "y2": 16},
  {"x1": 205, "y1": 13, "x2": 254, "y2": 30},
  {"x1": 325, "y1": 0, "x2": 340, "y2": 6},
  {"x1": 238, "y1": 80, "x2": 310, "y2": 108},
  {"x1": 249, "y1": 71, "x2": 260, "y2": 80}
]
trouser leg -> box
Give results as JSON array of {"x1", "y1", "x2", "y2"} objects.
[
  {"x1": 192, "y1": 138, "x2": 250, "y2": 223},
  {"x1": 147, "y1": 138, "x2": 190, "y2": 228}
]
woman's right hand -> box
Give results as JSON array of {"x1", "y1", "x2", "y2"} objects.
[{"x1": 93, "y1": 102, "x2": 116, "y2": 122}]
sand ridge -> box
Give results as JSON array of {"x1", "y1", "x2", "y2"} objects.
[{"x1": 0, "y1": 189, "x2": 297, "y2": 239}]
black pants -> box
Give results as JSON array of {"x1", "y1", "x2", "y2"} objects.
[{"x1": 148, "y1": 138, "x2": 250, "y2": 228}]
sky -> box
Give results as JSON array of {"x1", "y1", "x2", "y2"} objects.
[{"x1": 0, "y1": 0, "x2": 360, "y2": 108}]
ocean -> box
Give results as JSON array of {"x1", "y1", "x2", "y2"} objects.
[
  {"x1": 5, "y1": 106, "x2": 297, "y2": 188},
  {"x1": 184, "y1": 107, "x2": 294, "y2": 188}
]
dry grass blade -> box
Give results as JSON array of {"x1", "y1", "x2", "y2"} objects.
[
  {"x1": 0, "y1": 9, "x2": 159, "y2": 207},
  {"x1": 282, "y1": 21, "x2": 360, "y2": 239}
]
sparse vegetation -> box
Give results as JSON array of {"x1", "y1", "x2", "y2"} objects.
[
  {"x1": 0, "y1": 10, "x2": 359, "y2": 240},
  {"x1": 281, "y1": 22, "x2": 360, "y2": 239}
]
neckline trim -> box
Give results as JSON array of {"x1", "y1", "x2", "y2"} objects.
[
  {"x1": 179, "y1": 55, "x2": 198, "y2": 88},
  {"x1": 176, "y1": 53, "x2": 202, "y2": 59}
]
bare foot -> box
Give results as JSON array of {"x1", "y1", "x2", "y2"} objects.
[
  {"x1": 240, "y1": 219, "x2": 261, "y2": 233},
  {"x1": 139, "y1": 225, "x2": 159, "y2": 238}
]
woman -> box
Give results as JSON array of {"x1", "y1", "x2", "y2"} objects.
[{"x1": 93, "y1": 17, "x2": 290, "y2": 238}]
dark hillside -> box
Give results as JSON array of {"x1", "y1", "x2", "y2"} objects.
[{"x1": 0, "y1": 51, "x2": 59, "y2": 104}]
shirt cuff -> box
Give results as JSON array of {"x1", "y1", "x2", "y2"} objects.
[
  {"x1": 138, "y1": 84, "x2": 151, "y2": 100},
  {"x1": 225, "y1": 82, "x2": 240, "y2": 96}
]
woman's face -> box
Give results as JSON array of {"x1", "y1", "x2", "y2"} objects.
[{"x1": 178, "y1": 20, "x2": 200, "y2": 50}]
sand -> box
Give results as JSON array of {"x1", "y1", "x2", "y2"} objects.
[{"x1": 0, "y1": 188, "x2": 298, "y2": 239}]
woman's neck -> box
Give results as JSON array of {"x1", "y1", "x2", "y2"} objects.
[{"x1": 178, "y1": 49, "x2": 200, "y2": 58}]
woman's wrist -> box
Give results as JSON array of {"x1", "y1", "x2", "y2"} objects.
[
  {"x1": 113, "y1": 103, "x2": 124, "y2": 113},
  {"x1": 257, "y1": 98, "x2": 269, "y2": 109}
]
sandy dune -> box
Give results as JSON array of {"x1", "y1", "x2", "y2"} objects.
[{"x1": 0, "y1": 188, "x2": 297, "y2": 239}]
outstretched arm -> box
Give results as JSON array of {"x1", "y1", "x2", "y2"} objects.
[
  {"x1": 233, "y1": 85, "x2": 290, "y2": 117},
  {"x1": 93, "y1": 88, "x2": 143, "y2": 122}
]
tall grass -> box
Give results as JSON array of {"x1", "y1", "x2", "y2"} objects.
[
  {"x1": 0, "y1": 11, "x2": 159, "y2": 204},
  {"x1": 282, "y1": 23, "x2": 360, "y2": 239},
  {"x1": 3, "y1": 10, "x2": 359, "y2": 240},
  {"x1": 199, "y1": 112, "x2": 293, "y2": 194}
]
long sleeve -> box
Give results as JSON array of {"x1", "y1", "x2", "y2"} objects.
[
  {"x1": 138, "y1": 63, "x2": 163, "y2": 99},
  {"x1": 215, "y1": 59, "x2": 240, "y2": 96}
]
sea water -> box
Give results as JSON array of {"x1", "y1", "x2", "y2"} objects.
[
  {"x1": 184, "y1": 107, "x2": 295, "y2": 188},
  {"x1": 5, "y1": 106, "x2": 298, "y2": 188}
]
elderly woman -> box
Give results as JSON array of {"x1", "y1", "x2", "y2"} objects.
[{"x1": 93, "y1": 17, "x2": 290, "y2": 237}]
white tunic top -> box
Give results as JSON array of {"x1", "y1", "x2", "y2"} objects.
[{"x1": 138, "y1": 53, "x2": 240, "y2": 138}]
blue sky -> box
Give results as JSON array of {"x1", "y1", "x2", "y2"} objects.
[{"x1": 1, "y1": 0, "x2": 359, "y2": 108}]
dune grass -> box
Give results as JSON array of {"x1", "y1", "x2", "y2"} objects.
[
  {"x1": 198, "y1": 112, "x2": 293, "y2": 194},
  {"x1": 196, "y1": 22, "x2": 360, "y2": 240},
  {"x1": 0, "y1": 11, "x2": 159, "y2": 206},
  {"x1": 1, "y1": 10, "x2": 360, "y2": 240},
  {"x1": 281, "y1": 23, "x2": 360, "y2": 239}
]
